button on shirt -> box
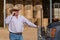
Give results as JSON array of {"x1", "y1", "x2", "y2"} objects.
[{"x1": 5, "y1": 15, "x2": 37, "y2": 33}]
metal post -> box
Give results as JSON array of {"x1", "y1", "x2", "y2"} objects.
[
  {"x1": 4, "y1": 0, "x2": 6, "y2": 28},
  {"x1": 50, "y1": 0, "x2": 52, "y2": 23},
  {"x1": 38, "y1": 8, "x2": 43, "y2": 40}
]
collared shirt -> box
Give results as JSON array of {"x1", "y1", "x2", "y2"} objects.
[{"x1": 5, "y1": 15, "x2": 37, "y2": 33}]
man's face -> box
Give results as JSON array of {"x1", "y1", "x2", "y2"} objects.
[{"x1": 13, "y1": 11, "x2": 19, "y2": 16}]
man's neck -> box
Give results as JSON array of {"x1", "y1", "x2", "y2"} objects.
[{"x1": 15, "y1": 15, "x2": 18, "y2": 19}]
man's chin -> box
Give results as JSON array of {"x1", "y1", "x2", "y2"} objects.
[{"x1": 15, "y1": 15, "x2": 18, "y2": 16}]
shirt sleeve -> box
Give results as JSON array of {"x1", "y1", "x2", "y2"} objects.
[
  {"x1": 22, "y1": 16, "x2": 37, "y2": 27},
  {"x1": 5, "y1": 15, "x2": 13, "y2": 24}
]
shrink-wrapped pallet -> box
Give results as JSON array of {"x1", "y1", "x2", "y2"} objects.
[
  {"x1": 6, "y1": 4, "x2": 14, "y2": 16},
  {"x1": 24, "y1": 0, "x2": 33, "y2": 19},
  {"x1": 33, "y1": 0, "x2": 43, "y2": 19},
  {"x1": 34, "y1": 5, "x2": 43, "y2": 18},
  {"x1": 37, "y1": 18, "x2": 48, "y2": 26},
  {"x1": 6, "y1": 8, "x2": 13, "y2": 16},
  {"x1": 42, "y1": 18, "x2": 48, "y2": 31},
  {"x1": 37, "y1": 18, "x2": 43, "y2": 26},
  {"x1": 6, "y1": 4, "x2": 14, "y2": 9},
  {"x1": 38, "y1": 18, "x2": 48, "y2": 31}
]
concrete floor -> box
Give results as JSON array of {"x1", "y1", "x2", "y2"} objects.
[
  {"x1": 0, "y1": 26, "x2": 38, "y2": 40},
  {"x1": 0, "y1": 27, "x2": 9, "y2": 40}
]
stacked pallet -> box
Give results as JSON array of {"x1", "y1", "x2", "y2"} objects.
[
  {"x1": 33, "y1": 0, "x2": 43, "y2": 19},
  {"x1": 33, "y1": 0, "x2": 43, "y2": 26},
  {"x1": 24, "y1": 0, "x2": 33, "y2": 19},
  {"x1": 37, "y1": 18, "x2": 48, "y2": 31},
  {"x1": 42, "y1": 18, "x2": 48, "y2": 31},
  {"x1": 36, "y1": 5, "x2": 43, "y2": 19},
  {"x1": 6, "y1": 4, "x2": 14, "y2": 16},
  {"x1": 23, "y1": 1, "x2": 38, "y2": 40}
]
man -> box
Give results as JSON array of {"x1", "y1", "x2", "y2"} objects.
[{"x1": 5, "y1": 7, "x2": 38, "y2": 40}]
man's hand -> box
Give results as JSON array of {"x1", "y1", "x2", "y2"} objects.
[
  {"x1": 38, "y1": 26, "x2": 40, "y2": 28},
  {"x1": 36, "y1": 26, "x2": 40, "y2": 28},
  {"x1": 12, "y1": 12, "x2": 15, "y2": 16}
]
